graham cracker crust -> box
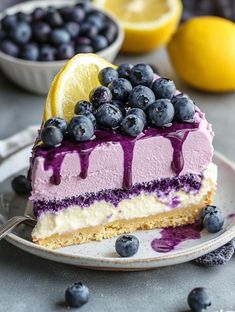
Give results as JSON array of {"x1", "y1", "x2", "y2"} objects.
[{"x1": 33, "y1": 190, "x2": 214, "y2": 249}]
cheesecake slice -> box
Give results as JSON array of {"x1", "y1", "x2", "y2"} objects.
[{"x1": 29, "y1": 55, "x2": 216, "y2": 249}]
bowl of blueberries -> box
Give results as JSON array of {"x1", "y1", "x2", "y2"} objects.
[{"x1": 0, "y1": 0, "x2": 124, "y2": 94}]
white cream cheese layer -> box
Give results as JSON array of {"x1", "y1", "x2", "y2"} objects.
[{"x1": 32, "y1": 163, "x2": 217, "y2": 240}]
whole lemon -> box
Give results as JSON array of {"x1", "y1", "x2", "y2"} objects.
[{"x1": 168, "y1": 16, "x2": 235, "y2": 92}]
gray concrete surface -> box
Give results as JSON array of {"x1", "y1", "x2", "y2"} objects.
[{"x1": 0, "y1": 49, "x2": 235, "y2": 312}]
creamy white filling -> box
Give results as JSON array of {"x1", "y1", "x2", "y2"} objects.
[{"x1": 32, "y1": 163, "x2": 217, "y2": 239}]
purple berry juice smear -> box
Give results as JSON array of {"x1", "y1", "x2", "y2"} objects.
[{"x1": 151, "y1": 221, "x2": 202, "y2": 253}]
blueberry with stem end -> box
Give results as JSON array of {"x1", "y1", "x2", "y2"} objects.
[
  {"x1": 108, "y1": 78, "x2": 132, "y2": 101},
  {"x1": 44, "y1": 117, "x2": 67, "y2": 134},
  {"x1": 115, "y1": 235, "x2": 139, "y2": 257},
  {"x1": 203, "y1": 210, "x2": 224, "y2": 233},
  {"x1": 121, "y1": 114, "x2": 144, "y2": 137},
  {"x1": 96, "y1": 103, "x2": 123, "y2": 129},
  {"x1": 129, "y1": 64, "x2": 154, "y2": 87},
  {"x1": 126, "y1": 108, "x2": 146, "y2": 125},
  {"x1": 148, "y1": 99, "x2": 175, "y2": 127},
  {"x1": 65, "y1": 282, "x2": 89, "y2": 308},
  {"x1": 10, "y1": 22, "x2": 32, "y2": 45},
  {"x1": 129, "y1": 85, "x2": 155, "y2": 111},
  {"x1": 68, "y1": 115, "x2": 94, "y2": 142}
]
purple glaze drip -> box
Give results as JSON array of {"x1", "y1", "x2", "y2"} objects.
[
  {"x1": 151, "y1": 222, "x2": 202, "y2": 253},
  {"x1": 32, "y1": 118, "x2": 199, "y2": 188},
  {"x1": 120, "y1": 140, "x2": 135, "y2": 189}
]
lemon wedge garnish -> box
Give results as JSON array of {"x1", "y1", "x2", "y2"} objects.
[{"x1": 44, "y1": 53, "x2": 115, "y2": 122}]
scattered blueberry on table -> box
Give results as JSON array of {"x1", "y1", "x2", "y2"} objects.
[
  {"x1": 115, "y1": 235, "x2": 139, "y2": 257},
  {"x1": 0, "y1": 2, "x2": 118, "y2": 61},
  {"x1": 40, "y1": 63, "x2": 196, "y2": 147},
  {"x1": 187, "y1": 287, "x2": 211, "y2": 312},
  {"x1": 65, "y1": 282, "x2": 89, "y2": 308},
  {"x1": 11, "y1": 175, "x2": 31, "y2": 195}
]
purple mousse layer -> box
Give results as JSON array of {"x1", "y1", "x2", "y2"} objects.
[{"x1": 33, "y1": 173, "x2": 202, "y2": 218}]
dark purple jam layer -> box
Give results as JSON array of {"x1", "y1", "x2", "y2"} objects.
[
  {"x1": 33, "y1": 173, "x2": 202, "y2": 217},
  {"x1": 31, "y1": 114, "x2": 200, "y2": 189}
]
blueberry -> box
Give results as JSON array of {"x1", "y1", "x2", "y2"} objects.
[
  {"x1": 122, "y1": 114, "x2": 144, "y2": 137},
  {"x1": 11, "y1": 175, "x2": 31, "y2": 195},
  {"x1": 89, "y1": 86, "x2": 112, "y2": 109},
  {"x1": 148, "y1": 99, "x2": 175, "y2": 127},
  {"x1": 59, "y1": 6, "x2": 73, "y2": 21},
  {"x1": 80, "y1": 22, "x2": 98, "y2": 39},
  {"x1": 39, "y1": 45, "x2": 55, "y2": 61},
  {"x1": 96, "y1": 103, "x2": 123, "y2": 129},
  {"x1": 68, "y1": 115, "x2": 94, "y2": 142},
  {"x1": 98, "y1": 67, "x2": 119, "y2": 86},
  {"x1": 200, "y1": 205, "x2": 218, "y2": 223},
  {"x1": 10, "y1": 22, "x2": 32, "y2": 44},
  {"x1": 50, "y1": 29, "x2": 70, "y2": 46},
  {"x1": 129, "y1": 85, "x2": 155, "y2": 111},
  {"x1": 65, "y1": 22, "x2": 80, "y2": 39},
  {"x1": 111, "y1": 100, "x2": 126, "y2": 117},
  {"x1": 44, "y1": 117, "x2": 67, "y2": 134},
  {"x1": 75, "y1": 45, "x2": 94, "y2": 53},
  {"x1": 65, "y1": 282, "x2": 89, "y2": 308},
  {"x1": 74, "y1": 100, "x2": 94, "y2": 115},
  {"x1": 187, "y1": 288, "x2": 211, "y2": 312},
  {"x1": 117, "y1": 63, "x2": 133, "y2": 79},
  {"x1": 151, "y1": 78, "x2": 176, "y2": 100},
  {"x1": 16, "y1": 12, "x2": 31, "y2": 23},
  {"x1": 85, "y1": 14, "x2": 103, "y2": 31},
  {"x1": 203, "y1": 210, "x2": 224, "y2": 233},
  {"x1": 57, "y1": 43, "x2": 74, "y2": 60},
  {"x1": 101, "y1": 22, "x2": 117, "y2": 43},
  {"x1": 82, "y1": 112, "x2": 96, "y2": 127},
  {"x1": 92, "y1": 35, "x2": 108, "y2": 51},
  {"x1": 41, "y1": 126, "x2": 63, "y2": 147},
  {"x1": 20, "y1": 43, "x2": 39, "y2": 61},
  {"x1": 1, "y1": 15, "x2": 17, "y2": 31},
  {"x1": 68, "y1": 7, "x2": 85, "y2": 23},
  {"x1": 0, "y1": 40, "x2": 19, "y2": 57},
  {"x1": 76, "y1": 36, "x2": 91, "y2": 46},
  {"x1": 129, "y1": 64, "x2": 154, "y2": 87},
  {"x1": 115, "y1": 235, "x2": 139, "y2": 257},
  {"x1": 126, "y1": 108, "x2": 146, "y2": 125},
  {"x1": 108, "y1": 78, "x2": 132, "y2": 101},
  {"x1": 76, "y1": 1, "x2": 92, "y2": 13},
  {"x1": 32, "y1": 7, "x2": 46, "y2": 21},
  {"x1": 45, "y1": 9, "x2": 63, "y2": 27},
  {"x1": 194, "y1": 240, "x2": 235, "y2": 267},
  {"x1": 173, "y1": 96, "x2": 195, "y2": 122},
  {"x1": 32, "y1": 22, "x2": 51, "y2": 43}
]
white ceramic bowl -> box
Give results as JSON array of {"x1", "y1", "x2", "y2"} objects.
[{"x1": 0, "y1": 0, "x2": 124, "y2": 94}]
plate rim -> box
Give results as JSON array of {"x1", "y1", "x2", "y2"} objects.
[{"x1": 2, "y1": 150, "x2": 235, "y2": 268}]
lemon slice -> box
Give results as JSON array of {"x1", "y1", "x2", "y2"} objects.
[
  {"x1": 44, "y1": 53, "x2": 115, "y2": 122},
  {"x1": 94, "y1": 0, "x2": 182, "y2": 53}
]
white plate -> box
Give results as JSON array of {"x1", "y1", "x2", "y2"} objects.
[{"x1": 0, "y1": 130, "x2": 235, "y2": 271}]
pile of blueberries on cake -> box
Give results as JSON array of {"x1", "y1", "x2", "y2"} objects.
[
  {"x1": 41, "y1": 63, "x2": 196, "y2": 147},
  {"x1": 0, "y1": 2, "x2": 117, "y2": 61}
]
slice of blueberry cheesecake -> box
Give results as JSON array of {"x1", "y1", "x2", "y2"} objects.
[{"x1": 29, "y1": 54, "x2": 216, "y2": 249}]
